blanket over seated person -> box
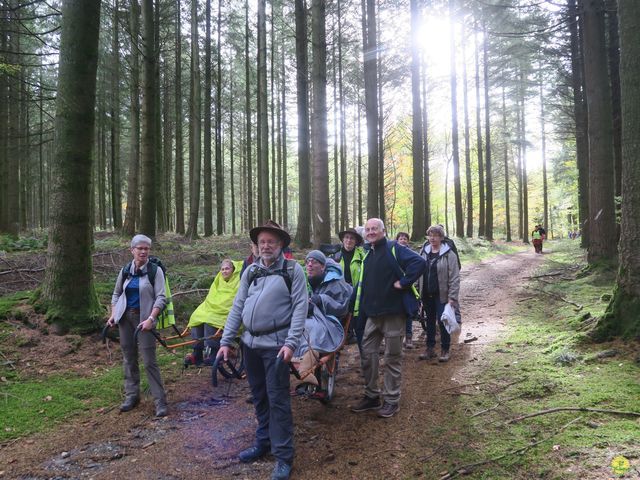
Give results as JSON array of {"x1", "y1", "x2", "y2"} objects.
[{"x1": 188, "y1": 260, "x2": 244, "y2": 330}]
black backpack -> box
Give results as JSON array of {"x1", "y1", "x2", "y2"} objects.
[
  {"x1": 121, "y1": 256, "x2": 166, "y2": 286},
  {"x1": 443, "y1": 237, "x2": 462, "y2": 270},
  {"x1": 246, "y1": 259, "x2": 297, "y2": 294}
]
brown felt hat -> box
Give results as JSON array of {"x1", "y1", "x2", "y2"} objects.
[
  {"x1": 338, "y1": 228, "x2": 363, "y2": 246},
  {"x1": 249, "y1": 220, "x2": 291, "y2": 248}
]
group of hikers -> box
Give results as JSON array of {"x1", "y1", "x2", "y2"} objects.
[
  {"x1": 531, "y1": 224, "x2": 547, "y2": 254},
  {"x1": 106, "y1": 219, "x2": 461, "y2": 480}
]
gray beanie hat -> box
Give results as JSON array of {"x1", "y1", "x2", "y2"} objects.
[{"x1": 305, "y1": 250, "x2": 327, "y2": 265}]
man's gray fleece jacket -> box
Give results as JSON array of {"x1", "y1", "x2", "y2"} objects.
[{"x1": 220, "y1": 253, "x2": 308, "y2": 351}]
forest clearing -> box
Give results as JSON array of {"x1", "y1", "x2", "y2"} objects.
[{"x1": 0, "y1": 237, "x2": 638, "y2": 479}]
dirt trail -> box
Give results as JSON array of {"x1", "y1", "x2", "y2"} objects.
[{"x1": 1, "y1": 250, "x2": 545, "y2": 480}]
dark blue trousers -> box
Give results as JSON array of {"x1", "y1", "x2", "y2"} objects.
[
  {"x1": 242, "y1": 345, "x2": 294, "y2": 465},
  {"x1": 424, "y1": 295, "x2": 449, "y2": 351}
]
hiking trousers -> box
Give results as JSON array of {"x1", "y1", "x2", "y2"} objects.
[
  {"x1": 119, "y1": 308, "x2": 167, "y2": 405},
  {"x1": 361, "y1": 313, "x2": 405, "y2": 405},
  {"x1": 243, "y1": 345, "x2": 294, "y2": 465}
]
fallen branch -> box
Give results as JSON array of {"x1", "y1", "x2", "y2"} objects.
[
  {"x1": 507, "y1": 407, "x2": 640, "y2": 424},
  {"x1": 0, "y1": 267, "x2": 45, "y2": 276},
  {"x1": 527, "y1": 271, "x2": 564, "y2": 279},
  {"x1": 526, "y1": 286, "x2": 583, "y2": 310},
  {"x1": 442, "y1": 381, "x2": 486, "y2": 392},
  {"x1": 172, "y1": 289, "x2": 209, "y2": 298},
  {"x1": 440, "y1": 417, "x2": 582, "y2": 480}
]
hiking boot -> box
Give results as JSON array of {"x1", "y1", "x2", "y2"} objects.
[
  {"x1": 351, "y1": 395, "x2": 382, "y2": 413},
  {"x1": 438, "y1": 350, "x2": 450, "y2": 362},
  {"x1": 419, "y1": 347, "x2": 437, "y2": 360},
  {"x1": 119, "y1": 396, "x2": 139, "y2": 412},
  {"x1": 155, "y1": 403, "x2": 168, "y2": 417},
  {"x1": 238, "y1": 444, "x2": 270, "y2": 463},
  {"x1": 184, "y1": 351, "x2": 203, "y2": 367},
  {"x1": 271, "y1": 460, "x2": 292, "y2": 480},
  {"x1": 404, "y1": 338, "x2": 414, "y2": 349},
  {"x1": 377, "y1": 402, "x2": 399, "y2": 418}
]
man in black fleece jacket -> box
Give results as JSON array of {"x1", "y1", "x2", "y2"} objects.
[{"x1": 351, "y1": 218, "x2": 426, "y2": 418}]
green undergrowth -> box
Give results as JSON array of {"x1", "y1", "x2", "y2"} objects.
[
  {"x1": 0, "y1": 348, "x2": 183, "y2": 442},
  {"x1": 435, "y1": 240, "x2": 639, "y2": 479}
]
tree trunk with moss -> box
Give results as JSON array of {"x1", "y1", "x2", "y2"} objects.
[
  {"x1": 40, "y1": 0, "x2": 102, "y2": 334},
  {"x1": 596, "y1": 0, "x2": 640, "y2": 339}
]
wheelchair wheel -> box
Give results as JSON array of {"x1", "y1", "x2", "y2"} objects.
[{"x1": 319, "y1": 353, "x2": 339, "y2": 404}]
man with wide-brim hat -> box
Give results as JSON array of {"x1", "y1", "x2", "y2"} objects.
[
  {"x1": 218, "y1": 220, "x2": 307, "y2": 480},
  {"x1": 249, "y1": 219, "x2": 291, "y2": 248}
]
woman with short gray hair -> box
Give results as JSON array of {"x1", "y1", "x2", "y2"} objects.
[{"x1": 106, "y1": 235, "x2": 168, "y2": 417}]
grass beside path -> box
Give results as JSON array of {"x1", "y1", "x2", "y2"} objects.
[{"x1": 434, "y1": 240, "x2": 640, "y2": 480}]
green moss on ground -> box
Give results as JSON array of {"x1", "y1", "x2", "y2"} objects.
[{"x1": 438, "y1": 240, "x2": 640, "y2": 479}]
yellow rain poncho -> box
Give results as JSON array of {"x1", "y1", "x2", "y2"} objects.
[{"x1": 188, "y1": 260, "x2": 243, "y2": 329}]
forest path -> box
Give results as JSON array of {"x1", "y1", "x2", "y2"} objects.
[{"x1": 2, "y1": 248, "x2": 547, "y2": 480}]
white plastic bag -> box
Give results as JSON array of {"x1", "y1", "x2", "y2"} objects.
[{"x1": 441, "y1": 304, "x2": 460, "y2": 335}]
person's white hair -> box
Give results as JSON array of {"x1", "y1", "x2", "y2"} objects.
[{"x1": 130, "y1": 234, "x2": 152, "y2": 248}]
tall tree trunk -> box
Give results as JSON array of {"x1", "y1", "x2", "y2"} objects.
[
  {"x1": 153, "y1": 0, "x2": 165, "y2": 232},
  {"x1": 520, "y1": 74, "x2": 529, "y2": 244},
  {"x1": 110, "y1": 0, "x2": 122, "y2": 230},
  {"x1": 41, "y1": 0, "x2": 102, "y2": 333},
  {"x1": 281, "y1": 18, "x2": 289, "y2": 229},
  {"x1": 606, "y1": 0, "x2": 622, "y2": 210},
  {"x1": 582, "y1": 0, "x2": 617, "y2": 262},
  {"x1": 162, "y1": 56, "x2": 173, "y2": 232},
  {"x1": 474, "y1": 29, "x2": 485, "y2": 237},
  {"x1": 311, "y1": 0, "x2": 330, "y2": 245},
  {"x1": 462, "y1": 26, "x2": 473, "y2": 238},
  {"x1": 376, "y1": 0, "x2": 384, "y2": 221},
  {"x1": 540, "y1": 75, "x2": 549, "y2": 233},
  {"x1": 257, "y1": 0, "x2": 270, "y2": 223},
  {"x1": 332, "y1": 26, "x2": 339, "y2": 234},
  {"x1": 516, "y1": 97, "x2": 523, "y2": 241},
  {"x1": 0, "y1": 13, "x2": 7, "y2": 233},
  {"x1": 295, "y1": 0, "x2": 311, "y2": 246},
  {"x1": 174, "y1": 0, "x2": 185, "y2": 234},
  {"x1": 270, "y1": 9, "x2": 278, "y2": 223},
  {"x1": 410, "y1": 0, "x2": 425, "y2": 241},
  {"x1": 230, "y1": 63, "x2": 236, "y2": 235},
  {"x1": 245, "y1": 0, "x2": 254, "y2": 229},
  {"x1": 598, "y1": 0, "x2": 640, "y2": 339},
  {"x1": 203, "y1": 0, "x2": 213, "y2": 236},
  {"x1": 186, "y1": 0, "x2": 201, "y2": 239},
  {"x1": 483, "y1": 21, "x2": 493, "y2": 240},
  {"x1": 363, "y1": 0, "x2": 379, "y2": 218},
  {"x1": 338, "y1": 0, "x2": 348, "y2": 231},
  {"x1": 568, "y1": 0, "x2": 589, "y2": 247},
  {"x1": 502, "y1": 85, "x2": 511, "y2": 242},
  {"x1": 449, "y1": 0, "x2": 464, "y2": 237},
  {"x1": 139, "y1": 0, "x2": 157, "y2": 238},
  {"x1": 421, "y1": 50, "x2": 431, "y2": 230},
  {"x1": 5, "y1": 5, "x2": 20, "y2": 236}
]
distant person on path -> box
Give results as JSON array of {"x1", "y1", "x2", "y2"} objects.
[
  {"x1": 217, "y1": 221, "x2": 307, "y2": 480},
  {"x1": 532, "y1": 225, "x2": 544, "y2": 253},
  {"x1": 184, "y1": 259, "x2": 243, "y2": 367},
  {"x1": 395, "y1": 232, "x2": 417, "y2": 349},
  {"x1": 106, "y1": 234, "x2": 168, "y2": 417},
  {"x1": 417, "y1": 225, "x2": 460, "y2": 363},
  {"x1": 351, "y1": 218, "x2": 426, "y2": 418}
]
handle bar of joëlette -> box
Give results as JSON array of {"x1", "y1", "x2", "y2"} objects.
[
  {"x1": 276, "y1": 354, "x2": 301, "y2": 380},
  {"x1": 211, "y1": 354, "x2": 244, "y2": 387},
  {"x1": 132, "y1": 324, "x2": 171, "y2": 351}
]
